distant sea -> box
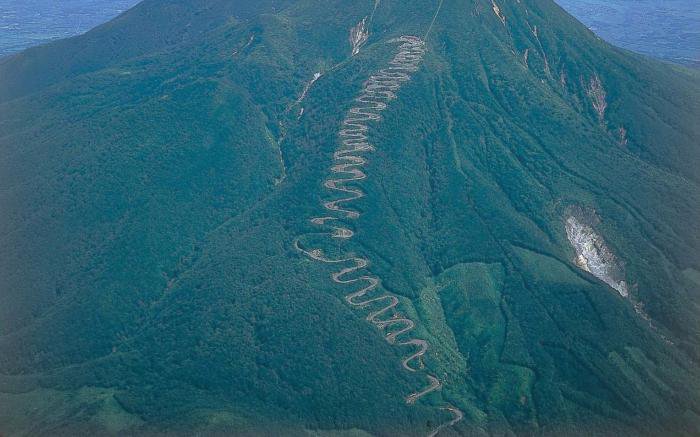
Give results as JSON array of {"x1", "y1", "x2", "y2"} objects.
[
  {"x1": 0, "y1": 0, "x2": 698, "y2": 67},
  {"x1": 557, "y1": 0, "x2": 700, "y2": 67},
  {"x1": 0, "y1": 0, "x2": 139, "y2": 56}
]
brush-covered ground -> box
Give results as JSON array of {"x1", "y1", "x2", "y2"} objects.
[{"x1": 1, "y1": 0, "x2": 699, "y2": 435}]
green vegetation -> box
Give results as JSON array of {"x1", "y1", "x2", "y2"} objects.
[{"x1": 0, "y1": 0, "x2": 699, "y2": 435}]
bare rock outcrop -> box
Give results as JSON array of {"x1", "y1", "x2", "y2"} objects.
[{"x1": 566, "y1": 214, "x2": 628, "y2": 297}]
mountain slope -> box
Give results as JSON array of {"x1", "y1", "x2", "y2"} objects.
[
  {"x1": 1, "y1": 0, "x2": 699, "y2": 436},
  {"x1": 0, "y1": 0, "x2": 297, "y2": 102}
]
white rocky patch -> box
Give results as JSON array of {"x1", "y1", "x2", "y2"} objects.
[
  {"x1": 297, "y1": 72, "x2": 322, "y2": 105},
  {"x1": 566, "y1": 215, "x2": 629, "y2": 297},
  {"x1": 492, "y1": 0, "x2": 506, "y2": 25},
  {"x1": 587, "y1": 74, "x2": 608, "y2": 122},
  {"x1": 349, "y1": 17, "x2": 369, "y2": 56}
]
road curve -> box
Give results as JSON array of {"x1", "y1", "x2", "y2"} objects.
[{"x1": 294, "y1": 35, "x2": 463, "y2": 436}]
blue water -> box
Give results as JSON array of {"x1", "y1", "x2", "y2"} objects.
[
  {"x1": 0, "y1": 0, "x2": 698, "y2": 66},
  {"x1": 557, "y1": 0, "x2": 700, "y2": 66},
  {"x1": 0, "y1": 0, "x2": 139, "y2": 56}
]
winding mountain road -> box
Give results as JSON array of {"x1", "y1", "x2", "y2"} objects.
[{"x1": 295, "y1": 32, "x2": 462, "y2": 437}]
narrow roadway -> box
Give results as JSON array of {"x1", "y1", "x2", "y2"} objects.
[{"x1": 294, "y1": 9, "x2": 463, "y2": 435}]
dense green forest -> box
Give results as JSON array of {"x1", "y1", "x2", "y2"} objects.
[{"x1": 1, "y1": 0, "x2": 699, "y2": 435}]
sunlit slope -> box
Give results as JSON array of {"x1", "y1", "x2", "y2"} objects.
[{"x1": 1, "y1": 0, "x2": 699, "y2": 436}]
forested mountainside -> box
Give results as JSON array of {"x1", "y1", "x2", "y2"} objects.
[{"x1": 1, "y1": 0, "x2": 699, "y2": 436}]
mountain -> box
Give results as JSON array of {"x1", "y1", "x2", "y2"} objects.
[{"x1": 1, "y1": 0, "x2": 699, "y2": 436}]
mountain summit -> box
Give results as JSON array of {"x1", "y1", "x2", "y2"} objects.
[{"x1": 1, "y1": 1, "x2": 699, "y2": 436}]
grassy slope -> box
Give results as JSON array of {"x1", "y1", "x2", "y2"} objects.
[{"x1": 1, "y1": 0, "x2": 699, "y2": 435}]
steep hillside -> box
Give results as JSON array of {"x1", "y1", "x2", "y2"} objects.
[{"x1": 1, "y1": 0, "x2": 699, "y2": 436}]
